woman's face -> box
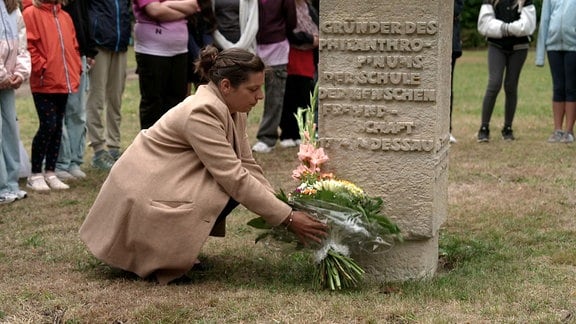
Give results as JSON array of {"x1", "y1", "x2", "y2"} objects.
[{"x1": 223, "y1": 72, "x2": 265, "y2": 114}]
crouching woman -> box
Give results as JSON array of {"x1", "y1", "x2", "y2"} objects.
[{"x1": 79, "y1": 45, "x2": 327, "y2": 284}]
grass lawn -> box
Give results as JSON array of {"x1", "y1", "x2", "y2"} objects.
[{"x1": 0, "y1": 48, "x2": 574, "y2": 323}]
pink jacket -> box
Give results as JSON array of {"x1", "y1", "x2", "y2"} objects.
[{"x1": 0, "y1": 3, "x2": 31, "y2": 84}]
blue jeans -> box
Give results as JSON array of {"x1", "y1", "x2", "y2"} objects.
[
  {"x1": 57, "y1": 56, "x2": 88, "y2": 171},
  {"x1": 0, "y1": 89, "x2": 21, "y2": 193}
]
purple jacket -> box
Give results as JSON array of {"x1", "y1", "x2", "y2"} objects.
[{"x1": 256, "y1": 0, "x2": 296, "y2": 45}]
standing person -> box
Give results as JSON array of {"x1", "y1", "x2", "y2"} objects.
[
  {"x1": 211, "y1": 0, "x2": 258, "y2": 53},
  {"x1": 79, "y1": 46, "x2": 328, "y2": 284},
  {"x1": 55, "y1": 0, "x2": 98, "y2": 180},
  {"x1": 476, "y1": 0, "x2": 536, "y2": 142},
  {"x1": 251, "y1": 0, "x2": 296, "y2": 153},
  {"x1": 0, "y1": 0, "x2": 31, "y2": 204},
  {"x1": 278, "y1": 0, "x2": 317, "y2": 148},
  {"x1": 449, "y1": 0, "x2": 463, "y2": 144},
  {"x1": 85, "y1": 0, "x2": 131, "y2": 170},
  {"x1": 133, "y1": 0, "x2": 199, "y2": 130},
  {"x1": 535, "y1": 0, "x2": 576, "y2": 143},
  {"x1": 22, "y1": 0, "x2": 82, "y2": 192}
]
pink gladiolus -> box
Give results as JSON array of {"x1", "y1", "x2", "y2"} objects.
[
  {"x1": 309, "y1": 147, "x2": 329, "y2": 171},
  {"x1": 292, "y1": 164, "x2": 312, "y2": 180},
  {"x1": 297, "y1": 143, "x2": 316, "y2": 164}
]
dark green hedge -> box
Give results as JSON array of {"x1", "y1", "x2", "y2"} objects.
[{"x1": 460, "y1": 0, "x2": 543, "y2": 48}]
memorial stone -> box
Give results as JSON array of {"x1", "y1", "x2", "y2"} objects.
[{"x1": 318, "y1": 0, "x2": 453, "y2": 280}]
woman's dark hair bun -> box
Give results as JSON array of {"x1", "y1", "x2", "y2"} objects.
[{"x1": 195, "y1": 45, "x2": 219, "y2": 80}]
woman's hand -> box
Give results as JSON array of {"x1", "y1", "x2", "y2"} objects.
[{"x1": 284, "y1": 210, "x2": 328, "y2": 246}]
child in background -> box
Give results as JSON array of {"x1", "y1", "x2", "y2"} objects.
[
  {"x1": 0, "y1": 0, "x2": 31, "y2": 204},
  {"x1": 22, "y1": 0, "x2": 82, "y2": 192},
  {"x1": 278, "y1": 0, "x2": 318, "y2": 148},
  {"x1": 535, "y1": 0, "x2": 576, "y2": 143},
  {"x1": 54, "y1": 0, "x2": 98, "y2": 180},
  {"x1": 476, "y1": 0, "x2": 536, "y2": 142},
  {"x1": 251, "y1": 0, "x2": 297, "y2": 153}
]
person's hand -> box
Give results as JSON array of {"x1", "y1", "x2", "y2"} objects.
[
  {"x1": 9, "y1": 75, "x2": 23, "y2": 89},
  {"x1": 0, "y1": 78, "x2": 11, "y2": 89},
  {"x1": 86, "y1": 57, "x2": 96, "y2": 71},
  {"x1": 283, "y1": 210, "x2": 328, "y2": 246},
  {"x1": 186, "y1": 0, "x2": 201, "y2": 14}
]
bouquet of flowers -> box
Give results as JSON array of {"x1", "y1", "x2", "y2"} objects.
[{"x1": 248, "y1": 86, "x2": 402, "y2": 290}]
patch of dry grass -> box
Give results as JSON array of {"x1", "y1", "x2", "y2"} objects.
[{"x1": 1, "y1": 49, "x2": 575, "y2": 323}]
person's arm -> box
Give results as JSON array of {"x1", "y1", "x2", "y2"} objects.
[
  {"x1": 0, "y1": 45, "x2": 10, "y2": 86},
  {"x1": 288, "y1": 31, "x2": 314, "y2": 46},
  {"x1": 11, "y1": 9, "x2": 30, "y2": 89},
  {"x1": 284, "y1": 0, "x2": 297, "y2": 33},
  {"x1": 504, "y1": 3, "x2": 537, "y2": 37},
  {"x1": 535, "y1": 0, "x2": 551, "y2": 67},
  {"x1": 144, "y1": 0, "x2": 199, "y2": 21},
  {"x1": 163, "y1": 0, "x2": 200, "y2": 15},
  {"x1": 477, "y1": 3, "x2": 506, "y2": 38},
  {"x1": 184, "y1": 100, "x2": 327, "y2": 244},
  {"x1": 454, "y1": 0, "x2": 464, "y2": 17},
  {"x1": 78, "y1": 0, "x2": 98, "y2": 59},
  {"x1": 22, "y1": 9, "x2": 46, "y2": 76}
]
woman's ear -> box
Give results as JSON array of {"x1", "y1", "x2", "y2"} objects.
[{"x1": 219, "y1": 78, "x2": 232, "y2": 95}]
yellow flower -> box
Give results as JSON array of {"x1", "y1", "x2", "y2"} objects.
[
  {"x1": 339, "y1": 180, "x2": 365, "y2": 196},
  {"x1": 313, "y1": 179, "x2": 364, "y2": 197}
]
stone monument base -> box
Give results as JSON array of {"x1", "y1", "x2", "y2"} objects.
[{"x1": 355, "y1": 235, "x2": 439, "y2": 282}]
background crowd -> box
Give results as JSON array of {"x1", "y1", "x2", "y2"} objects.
[{"x1": 0, "y1": 0, "x2": 575, "y2": 204}]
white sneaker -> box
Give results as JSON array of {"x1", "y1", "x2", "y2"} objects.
[
  {"x1": 252, "y1": 141, "x2": 273, "y2": 153},
  {"x1": 449, "y1": 134, "x2": 457, "y2": 143},
  {"x1": 0, "y1": 192, "x2": 16, "y2": 204},
  {"x1": 560, "y1": 132, "x2": 575, "y2": 143},
  {"x1": 27, "y1": 174, "x2": 51, "y2": 192},
  {"x1": 68, "y1": 167, "x2": 86, "y2": 178},
  {"x1": 9, "y1": 190, "x2": 27, "y2": 200},
  {"x1": 279, "y1": 139, "x2": 297, "y2": 148},
  {"x1": 56, "y1": 169, "x2": 76, "y2": 181},
  {"x1": 44, "y1": 175, "x2": 70, "y2": 190}
]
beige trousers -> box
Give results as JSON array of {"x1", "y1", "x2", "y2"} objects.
[{"x1": 86, "y1": 47, "x2": 127, "y2": 153}]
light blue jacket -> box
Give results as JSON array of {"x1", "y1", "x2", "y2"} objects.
[{"x1": 535, "y1": 0, "x2": 576, "y2": 66}]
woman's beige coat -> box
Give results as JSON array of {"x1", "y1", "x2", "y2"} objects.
[{"x1": 79, "y1": 83, "x2": 291, "y2": 284}]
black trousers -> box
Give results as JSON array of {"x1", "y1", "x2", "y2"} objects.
[
  {"x1": 215, "y1": 198, "x2": 239, "y2": 225},
  {"x1": 135, "y1": 52, "x2": 188, "y2": 129},
  {"x1": 280, "y1": 75, "x2": 314, "y2": 140}
]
